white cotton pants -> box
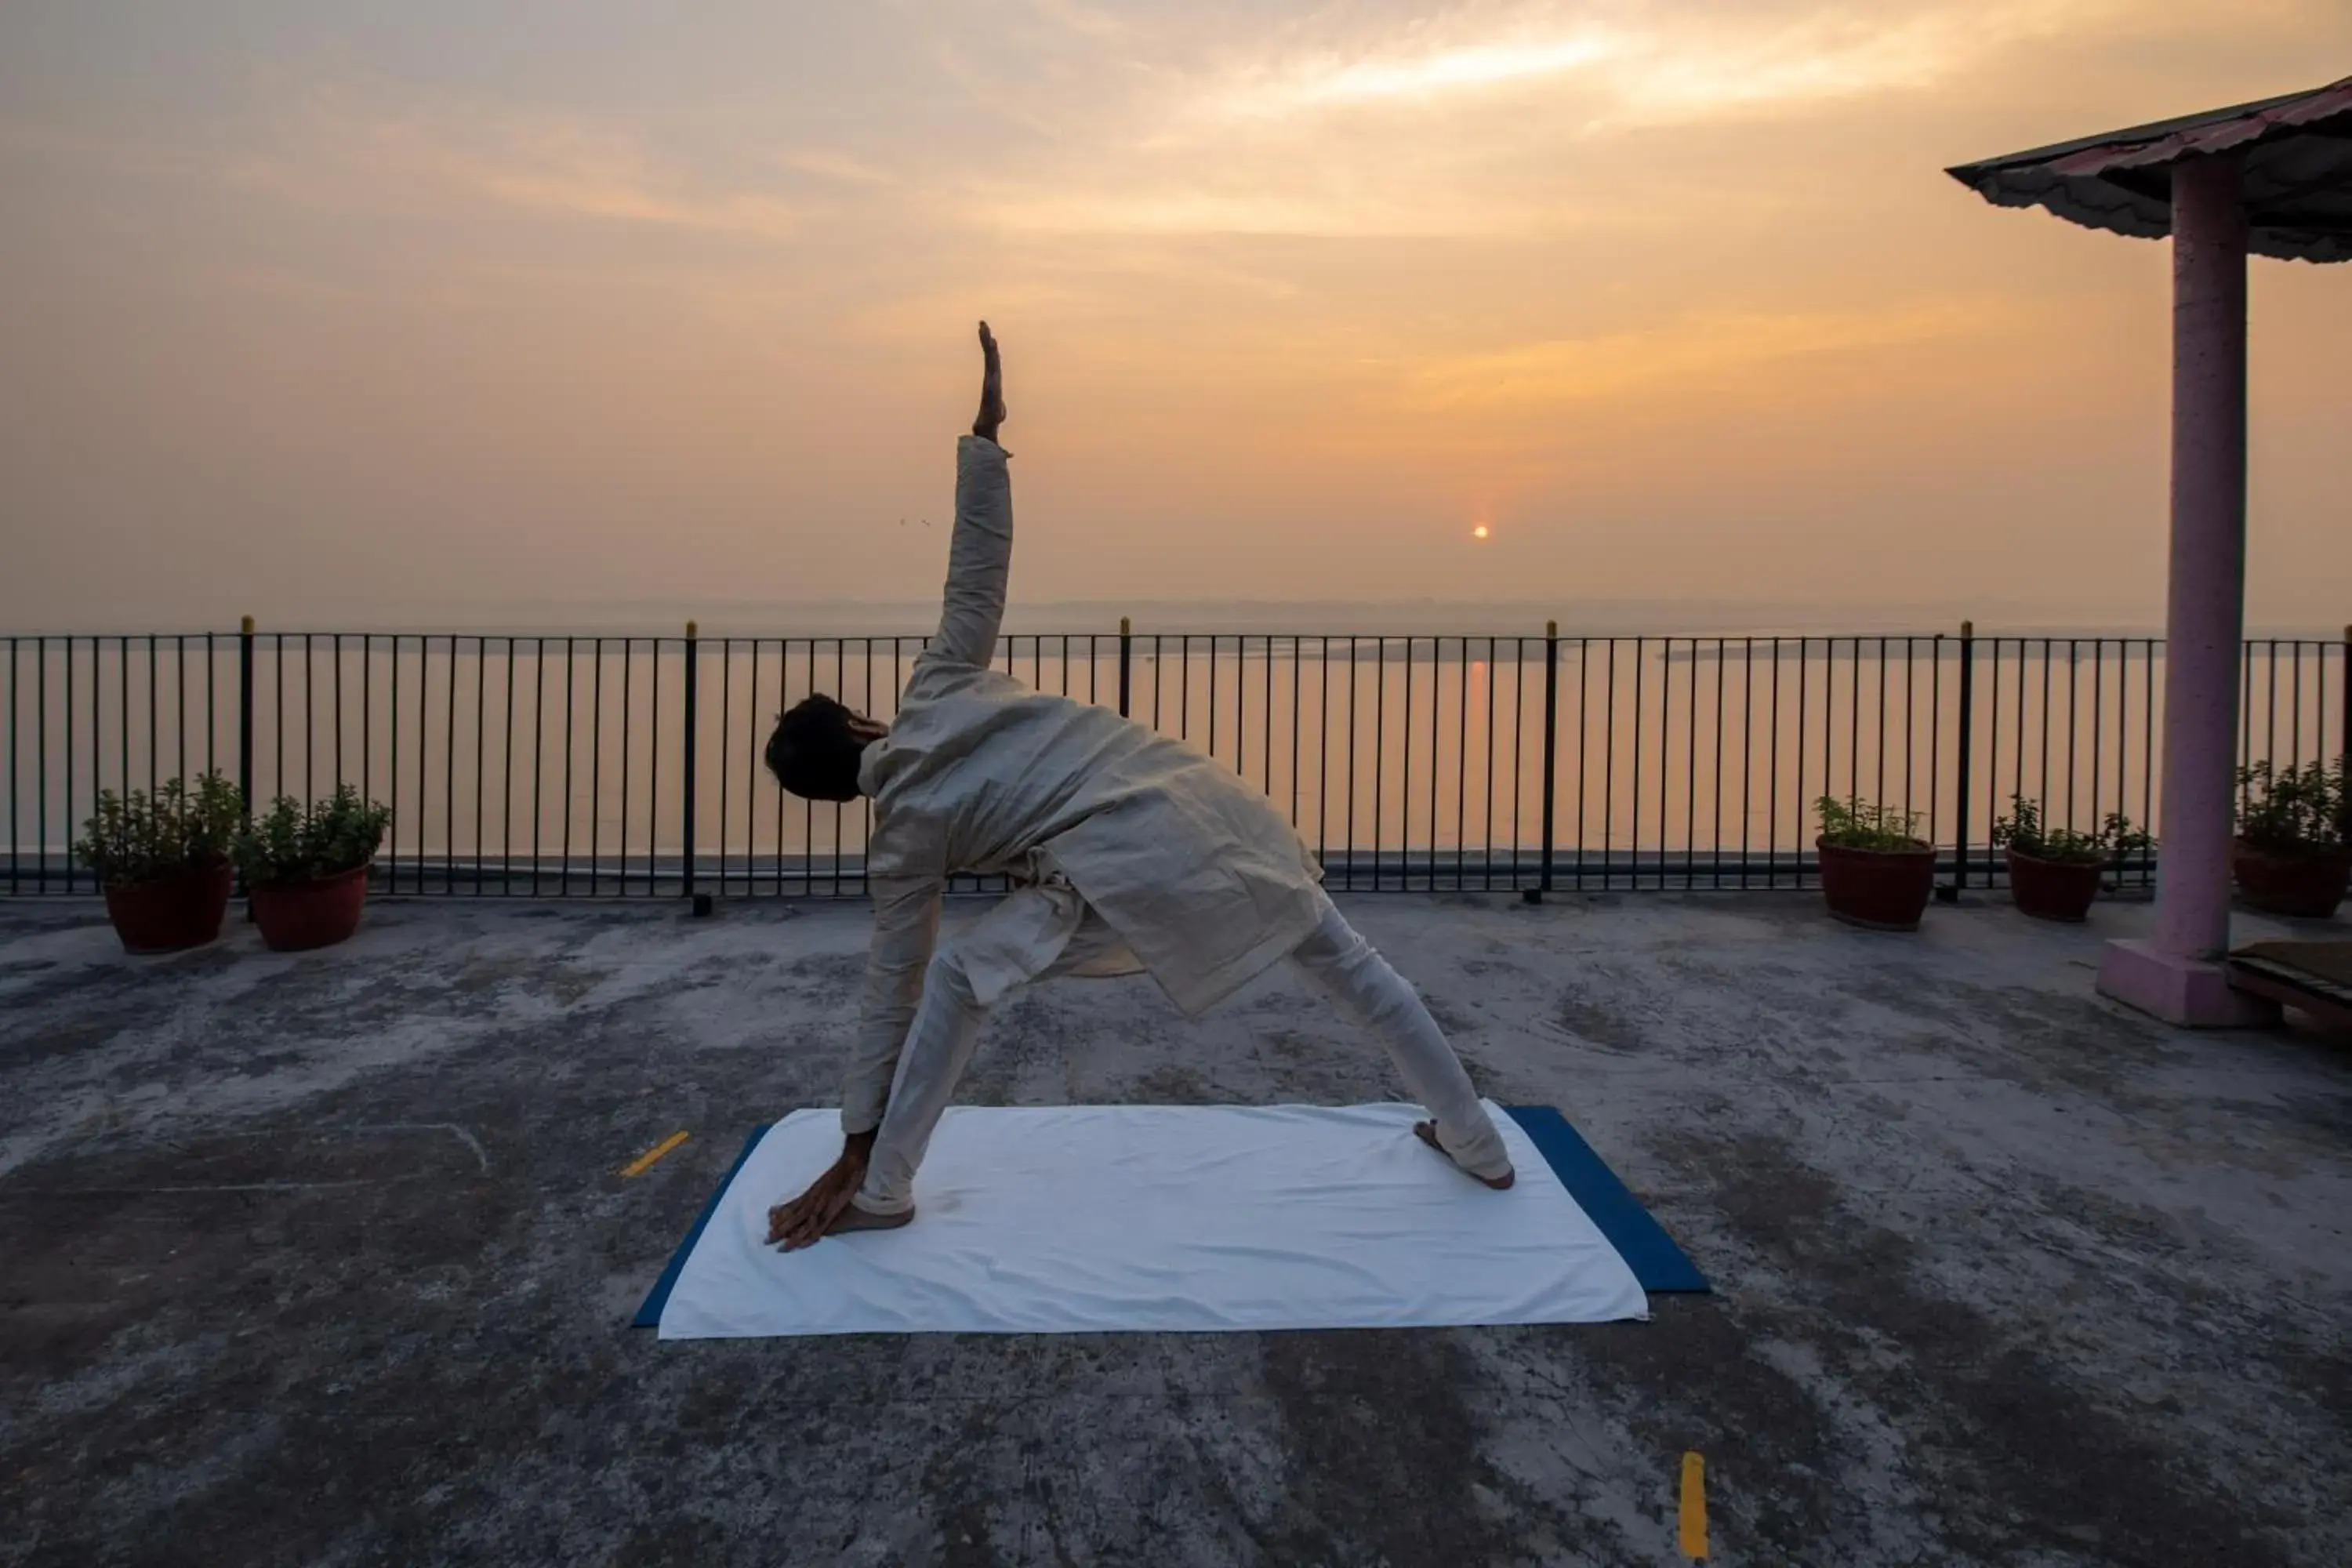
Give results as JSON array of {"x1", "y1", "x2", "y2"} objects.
[{"x1": 854, "y1": 888, "x2": 1513, "y2": 1214}]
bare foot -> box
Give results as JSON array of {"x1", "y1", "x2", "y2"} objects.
[
  {"x1": 1414, "y1": 1120, "x2": 1515, "y2": 1189},
  {"x1": 822, "y1": 1200, "x2": 916, "y2": 1238}
]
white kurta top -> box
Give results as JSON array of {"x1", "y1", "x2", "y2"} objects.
[{"x1": 840, "y1": 436, "x2": 1325, "y2": 1133}]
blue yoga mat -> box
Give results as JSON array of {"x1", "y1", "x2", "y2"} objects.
[{"x1": 636, "y1": 1103, "x2": 1705, "y2": 1328}]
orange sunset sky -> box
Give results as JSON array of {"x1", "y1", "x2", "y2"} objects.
[{"x1": 2, "y1": 2, "x2": 2346, "y2": 633}]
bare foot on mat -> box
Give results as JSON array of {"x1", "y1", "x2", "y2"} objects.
[
  {"x1": 1414, "y1": 1120, "x2": 1515, "y2": 1190},
  {"x1": 821, "y1": 1202, "x2": 916, "y2": 1240}
]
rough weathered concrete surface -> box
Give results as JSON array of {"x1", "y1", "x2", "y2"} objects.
[{"x1": 2, "y1": 891, "x2": 2347, "y2": 1567}]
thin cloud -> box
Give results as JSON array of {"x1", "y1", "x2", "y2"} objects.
[
  {"x1": 1196, "y1": 1, "x2": 2112, "y2": 128},
  {"x1": 1400, "y1": 301, "x2": 2016, "y2": 413},
  {"x1": 232, "y1": 97, "x2": 811, "y2": 241}
]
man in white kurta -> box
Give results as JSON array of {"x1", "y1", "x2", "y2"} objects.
[{"x1": 766, "y1": 324, "x2": 1514, "y2": 1249}]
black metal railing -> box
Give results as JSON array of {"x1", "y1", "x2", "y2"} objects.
[{"x1": 5, "y1": 620, "x2": 2347, "y2": 900}]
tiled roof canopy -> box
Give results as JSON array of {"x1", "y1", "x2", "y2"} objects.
[{"x1": 1947, "y1": 75, "x2": 2352, "y2": 263}]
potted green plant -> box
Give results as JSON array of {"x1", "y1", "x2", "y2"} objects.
[
  {"x1": 1816, "y1": 795, "x2": 1936, "y2": 931},
  {"x1": 74, "y1": 772, "x2": 244, "y2": 953},
  {"x1": 2232, "y1": 756, "x2": 2348, "y2": 918},
  {"x1": 1991, "y1": 796, "x2": 2154, "y2": 923},
  {"x1": 234, "y1": 784, "x2": 391, "y2": 952}
]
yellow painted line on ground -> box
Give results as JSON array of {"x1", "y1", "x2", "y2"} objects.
[
  {"x1": 619, "y1": 1131, "x2": 690, "y2": 1178},
  {"x1": 1679, "y1": 1451, "x2": 1708, "y2": 1559}
]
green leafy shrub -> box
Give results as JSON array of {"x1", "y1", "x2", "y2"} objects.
[
  {"x1": 74, "y1": 772, "x2": 243, "y2": 889},
  {"x1": 234, "y1": 785, "x2": 390, "y2": 887},
  {"x1": 1991, "y1": 796, "x2": 2153, "y2": 866},
  {"x1": 1817, "y1": 794, "x2": 1926, "y2": 851},
  {"x1": 2234, "y1": 757, "x2": 2347, "y2": 854}
]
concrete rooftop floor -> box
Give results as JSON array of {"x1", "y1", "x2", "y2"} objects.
[{"x1": 2, "y1": 888, "x2": 2347, "y2": 1568}]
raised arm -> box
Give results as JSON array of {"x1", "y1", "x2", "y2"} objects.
[{"x1": 928, "y1": 322, "x2": 1013, "y2": 670}]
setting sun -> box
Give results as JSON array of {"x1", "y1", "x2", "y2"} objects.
[{"x1": 1472, "y1": 525, "x2": 1490, "y2": 540}]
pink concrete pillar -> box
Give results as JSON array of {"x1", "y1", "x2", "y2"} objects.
[{"x1": 2098, "y1": 154, "x2": 2275, "y2": 1026}]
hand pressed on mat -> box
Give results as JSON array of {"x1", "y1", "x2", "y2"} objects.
[{"x1": 767, "y1": 1131, "x2": 913, "y2": 1250}]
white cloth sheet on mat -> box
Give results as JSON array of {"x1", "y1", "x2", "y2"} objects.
[{"x1": 654, "y1": 1102, "x2": 1649, "y2": 1338}]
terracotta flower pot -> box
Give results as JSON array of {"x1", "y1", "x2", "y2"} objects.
[
  {"x1": 103, "y1": 862, "x2": 233, "y2": 954},
  {"x1": 2231, "y1": 839, "x2": 2350, "y2": 919},
  {"x1": 1817, "y1": 837, "x2": 1936, "y2": 931},
  {"x1": 2005, "y1": 848, "x2": 2106, "y2": 923},
  {"x1": 249, "y1": 862, "x2": 373, "y2": 952}
]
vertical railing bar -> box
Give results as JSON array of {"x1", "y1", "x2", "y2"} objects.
[
  {"x1": 1831, "y1": 637, "x2": 1844, "y2": 815},
  {"x1": 2239, "y1": 636, "x2": 2255, "y2": 782},
  {"x1": 2015, "y1": 642, "x2": 2028, "y2": 866},
  {"x1": 2142, "y1": 637, "x2": 2156, "y2": 887},
  {"x1": 1267, "y1": 633, "x2": 1278, "y2": 811},
  {"x1": 118, "y1": 635, "x2": 130, "y2": 808},
  {"x1": 767, "y1": 641, "x2": 782, "y2": 898},
  {"x1": 1875, "y1": 635, "x2": 1888, "y2": 815},
  {"x1": 564, "y1": 638, "x2": 579, "y2": 897},
  {"x1": 619, "y1": 638, "x2": 633, "y2": 897},
  {"x1": 1794, "y1": 638, "x2": 1808, "y2": 889},
  {"x1": 1180, "y1": 634, "x2": 1190, "y2": 742},
  {"x1": 718, "y1": 635, "x2": 731, "y2": 895},
  {"x1": 1315, "y1": 638, "x2": 1330, "y2": 875},
  {"x1": 1712, "y1": 637, "x2": 1726, "y2": 889},
  {"x1": 2290, "y1": 637, "x2": 2303, "y2": 768},
  {"x1": 267, "y1": 632, "x2": 281, "y2": 811},
  {"x1": 6, "y1": 640, "x2": 16, "y2": 895},
  {"x1": 1988, "y1": 637, "x2": 2005, "y2": 888},
  {"x1": 1445, "y1": 637, "x2": 1458, "y2": 888},
  {"x1": 1481, "y1": 635, "x2": 1494, "y2": 889},
  {"x1": 2264, "y1": 637, "x2": 2279, "y2": 772},
  {"x1": 1930, "y1": 633, "x2": 1947, "y2": 884},
  {"x1": 1568, "y1": 634, "x2": 1584, "y2": 891},
  {"x1": 389, "y1": 637, "x2": 402, "y2": 892},
  {"x1": 63, "y1": 637, "x2": 75, "y2": 893},
  {"x1": 503, "y1": 638, "x2": 517, "y2": 894},
  {"x1": 800, "y1": 641, "x2": 815, "y2": 898},
  {"x1": 176, "y1": 634, "x2": 189, "y2": 795},
  {"x1": 1345, "y1": 637, "x2": 1357, "y2": 893},
  {"x1": 473, "y1": 636, "x2": 487, "y2": 894},
  {"x1": 1898, "y1": 637, "x2": 1913, "y2": 840},
  {"x1": 862, "y1": 637, "x2": 877, "y2": 894},
  {"x1": 757, "y1": 641, "x2": 771, "y2": 897},
  {"x1": 1534, "y1": 625, "x2": 1552, "y2": 893},
  {"x1": 1741, "y1": 638, "x2": 1755, "y2": 888},
  {"x1": 1511, "y1": 637, "x2": 1526, "y2": 889},
  {"x1": 331, "y1": 633, "x2": 344, "y2": 791},
  {"x1": 1208, "y1": 635, "x2": 1220, "y2": 766},
  {"x1": 1629, "y1": 639, "x2": 1643, "y2": 891},
  {"x1": 1290, "y1": 636, "x2": 1303, "y2": 840},
  {"x1": 299, "y1": 633, "x2": 312, "y2": 805},
  {"x1": 145, "y1": 634, "x2": 158, "y2": 804},
  {"x1": 439, "y1": 634, "x2": 455, "y2": 894},
  {"x1": 2063, "y1": 640, "x2": 2078, "y2": 829},
  {"x1": 653, "y1": 634, "x2": 668, "y2": 898},
  {"x1": 1602, "y1": 639, "x2": 1617, "y2": 892},
  {"x1": 44, "y1": 639, "x2": 56, "y2": 893},
  {"x1": 531, "y1": 639, "x2": 546, "y2": 897},
  {"x1": 1373, "y1": 637, "x2": 1385, "y2": 891},
  {"x1": 2090, "y1": 639, "x2": 2103, "y2": 840},
  {"x1": 833, "y1": 640, "x2": 848, "y2": 897},
  {"x1": 1686, "y1": 638, "x2": 1700, "y2": 889}
]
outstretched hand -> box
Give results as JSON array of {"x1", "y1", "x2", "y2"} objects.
[{"x1": 973, "y1": 320, "x2": 1006, "y2": 442}]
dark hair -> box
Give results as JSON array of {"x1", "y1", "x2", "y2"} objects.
[{"x1": 764, "y1": 695, "x2": 873, "y2": 802}]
